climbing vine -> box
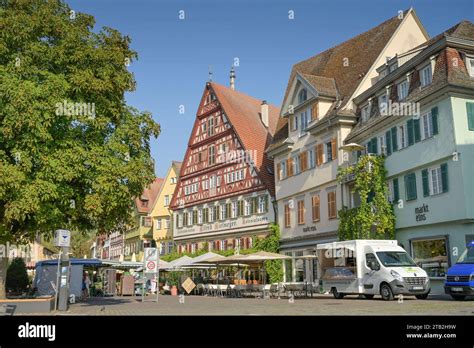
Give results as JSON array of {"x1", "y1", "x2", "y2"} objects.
[{"x1": 336, "y1": 155, "x2": 395, "y2": 240}]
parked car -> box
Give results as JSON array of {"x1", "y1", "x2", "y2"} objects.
[{"x1": 444, "y1": 240, "x2": 474, "y2": 300}]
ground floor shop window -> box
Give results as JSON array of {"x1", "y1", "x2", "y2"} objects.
[{"x1": 411, "y1": 237, "x2": 448, "y2": 278}]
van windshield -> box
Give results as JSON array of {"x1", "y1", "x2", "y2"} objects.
[
  {"x1": 457, "y1": 247, "x2": 474, "y2": 264},
  {"x1": 376, "y1": 252, "x2": 417, "y2": 267}
]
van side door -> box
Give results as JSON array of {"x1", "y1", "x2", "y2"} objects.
[{"x1": 361, "y1": 253, "x2": 380, "y2": 294}]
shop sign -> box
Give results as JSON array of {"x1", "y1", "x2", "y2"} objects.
[{"x1": 415, "y1": 204, "x2": 429, "y2": 222}]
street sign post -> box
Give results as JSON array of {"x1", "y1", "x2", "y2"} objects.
[
  {"x1": 54, "y1": 229, "x2": 71, "y2": 312},
  {"x1": 142, "y1": 248, "x2": 159, "y2": 303}
]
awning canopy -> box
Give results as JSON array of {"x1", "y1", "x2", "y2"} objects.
[{"x1": 36, "y1": 258, "x2": 103, "y2": 268}]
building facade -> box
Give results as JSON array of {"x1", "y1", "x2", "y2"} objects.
[
  {"x1": 124, "y1": 178, "x2": 163, "y2": 261},
  {"x1": 169, "y1": 80, "x2": 280, "y2": 254},
  {"x1": 267, "y1": 9, "x2": 429, "y2": 282},
  {"x1": 344, "y1": 21, "x2": 474, "y2": 293},
  {"x1": 150, "y1": 161, "x2": 182, "y2": 255}
]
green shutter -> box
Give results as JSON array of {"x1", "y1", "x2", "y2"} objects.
[
  {"x1": 193, "y1": 210, "x2": 197, "y2": 224},
  {"x1": 431, "y1": 107, "x2": 439, "y2": 135},
  {"x1": 467, "y1": 102, "x2": 474, "y2": 131},
  {"x1": 407, "y1": 119, "x2": 414, "y2": 146},
  {"x1": 264, "y1": 195, "x2": 269, "y2": 212},
  {"x1": 252, "y1": 198, "x2": 257, "y2": 214},
  {"x1": 370, "y1": 137, "x2": 377, "y2": 154},
  {"x1": 391, "y1": 127, "x2": 398, "y2": 152},
  {"x1": 414, "y1": 118, "x2": 421, "y2": 142},
  {"x1": 393, "y1": 178, "x2": 399, "y2": 202},
  {"x1": 385, "y1": 131, "x2": 392, "y2": 156},
  {"x1": 441, "y1": 163, "x2": 448, "y2": 193},
  {"x1": 404, "y1": 173, "x2": 417, "y2": 201},
  {"x1": 238, "y1": 201, "x2": 243, "y2": 216},
  {"x1": 421, "y1": 169, "x2": 429, "y2": 197}
]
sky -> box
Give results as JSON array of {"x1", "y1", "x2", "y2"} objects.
[{"x1": 67, "y1": 0, "x2": 473, "y2": 177}]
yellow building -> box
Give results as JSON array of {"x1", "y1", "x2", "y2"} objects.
[
  {"x1": 150, "y1": 161, "x2": 182, "y2": 255},
  {"x1": 124, "y1": 178, "x2": 163, "y2": 261}
]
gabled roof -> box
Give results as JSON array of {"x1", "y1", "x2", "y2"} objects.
[
  {"x1": 300, "y1": 73, "x2": 338, "y2": 98},
  {"x1": 209, "y1": 82, "x2": 280, "y2": 195},
  {"x1": 135, "y1": 178, "x2": 163, "y2": 214},
  {"x1": 282, "y1": 9, "x2": 411, "y2": 113},
  {"x1": 150, "y1": 161, "x2": 182, "y2": 214}
]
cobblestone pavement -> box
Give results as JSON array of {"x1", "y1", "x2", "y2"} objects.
[{"x1": 21, "y1": 294, "x2": 474, "y2": 316}]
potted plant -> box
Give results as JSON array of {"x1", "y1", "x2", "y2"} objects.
[{"x1": 168, "y1": 271, "x2": 181, "y2": 296}]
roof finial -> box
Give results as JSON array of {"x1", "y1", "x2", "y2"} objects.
[
  {"x1": 208, "y1": 65, "x2": 213, "y2": 82},
  {"x1": 230, "y1": 66, "x2": 236, "y2": 90}
]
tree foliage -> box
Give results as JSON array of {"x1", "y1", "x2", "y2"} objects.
[
  {"x1": 254, "y1": 223, "x2": 283, "y2": 283},
  {"x1": 0, "y1": 0, "x2": 160, "y2": 245},
  {"x1": 6, "y1": 257, "x2": 29, "y2": 295},
  {"x1": 336, "y1": 155, "x2": 395, "y2": 240}
]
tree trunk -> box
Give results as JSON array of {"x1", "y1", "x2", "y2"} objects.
[{"x1": 0, "y1": 257, "x2": 9, "y2": 299}]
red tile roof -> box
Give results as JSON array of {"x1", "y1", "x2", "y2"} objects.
[
  {"x1": 209, "y1": 82, "x2": 280, "y2": 195},
  {"x1": 135, "y1": 178, "x2": 164, "y2": 214}
]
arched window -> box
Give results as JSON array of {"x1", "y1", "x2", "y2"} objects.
[{"x1": 298, "y1": 89, "x2": 307, "y2": 104}]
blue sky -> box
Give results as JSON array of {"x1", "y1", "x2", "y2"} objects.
[{"x1": 68, "y1": 0, "x2": 473, "y2": 177}]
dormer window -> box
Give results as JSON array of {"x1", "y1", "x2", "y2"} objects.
[
  {"x1": 141, "y1": 200, "x2": 148, "y2": 207},
  {"x1": 420, "y1": 65, "x2": 432, "y2": 87},
  {"x1": 361, "y1": 105, "x2": 370, "y2": 123},
  {"x1": 397, "y1": 80, "x2": 409, "y2": 100},
  {"x1": 298, "y1": 89, "x2": 307, "y2": 104},
  {"x1": 466, "y1": 57, "x2": 474, "y2": 77},
  {"x1": 378, "y1": 94, "x2": 388, "y2": 114}
]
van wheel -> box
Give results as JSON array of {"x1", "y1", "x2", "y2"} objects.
[
  {"x1": 380, "y1": 284, "x2": 394, "y2": 301},
  {"x1": 332, "y1": 288, "x2": 345, "y2": 299},
  {"x1": 364, "y1": 294, "x2": 374, "y2": 299},
  {"x1": 451, "y1": 295, "x2": 466, "y2": 301}
]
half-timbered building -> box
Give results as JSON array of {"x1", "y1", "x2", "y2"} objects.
[{"x1": 169, "y1": 79, "x2": 280, "y2": 253}]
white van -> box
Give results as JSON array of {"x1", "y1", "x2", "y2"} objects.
[{"x1": 317, "y1": 240, "x2": 430, "y2": 300}]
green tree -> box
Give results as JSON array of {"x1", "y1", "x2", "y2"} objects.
[
  {"x1": 336, "y1": 155, "x2": 395, "y2": 240},
  {"x1": 6, "y1": 257, "x2": 29, "y2": 295},
  {"x1": 254, "y1": 223, "x2": 283, "y2": 283},
  {"x1": 70, "y1": 230, "x2": 94, "y2": 258},
  {"x1": 0, "y1": 0, "x2": 160, "y2": 298}
]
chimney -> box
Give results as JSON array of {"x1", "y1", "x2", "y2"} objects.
[
  {"x1": 230, "y1": 66, "x2": 236, "y2": 90},
  {"x1": 261, "y1": 100, "x2": 269, "y2": 128}
]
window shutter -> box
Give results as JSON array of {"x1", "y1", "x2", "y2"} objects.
[
  {"x1": 252, "y1": 197, "x2": 257, "y2": 214},
  {"x1": 440, "y1": 163, "x2": 448, "y2": 193},
  {"x1": 431, "y1": 107, "x2": 439, "y2": 135},
  {"x1": 331, "y1": 138, "x2": 337, "y2": 159},
  {"x1": 393, "y1": 178, "x2": 399, "y2": 202},
  {"x1": 404, "y1": 173, "x2": 417, "y2": 201},
  {"x1": 264, "y1": 195, "x2": 268, "y2": 212},
  {"x1": 407, "y1": 119, "x2": 414, "y2": 146},
  {"x1": 277, "y1": 163, "x2": 281, "y2": 180},
  {"x1": 215, "y1": 206, "x2": 219, "y2": 220},
  {"x1": 316, "y1": 144, "x2": 324, "y2": 166},
  {"x1": 385, "y1": 131, "x2": 392, "y2": 156},
  {"x1": 391, "y1": 127, "x2": 398, "y2": 152},
  {"x1": 413, "y1": 118, "x2": 421, "y2": 142},
  {"x1": 467, "y1": 102, "x2": 474, "y2": 131},
  {"x1": 226, "y1": 203, "x2": 231, "y2": 218},
  {"x1": 370, "y1": 137, "x2": 377, "y2": 154},
  {"x1": 193, "y1": 210, "x2": 197, "y2": 224},
  {"x1": 239, "y1": 200, "x2": 244, "y2": 216},
  {"x1": 421, "y1": 169, "x2": 429, "y2": 197},
  {"x1": 311, "y1": 103, "x2": 319, "y2": 121}
]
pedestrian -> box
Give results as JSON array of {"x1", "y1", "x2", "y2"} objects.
[{"x1": 83, "y1": 272, "x2": 91, "y2": 298}]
